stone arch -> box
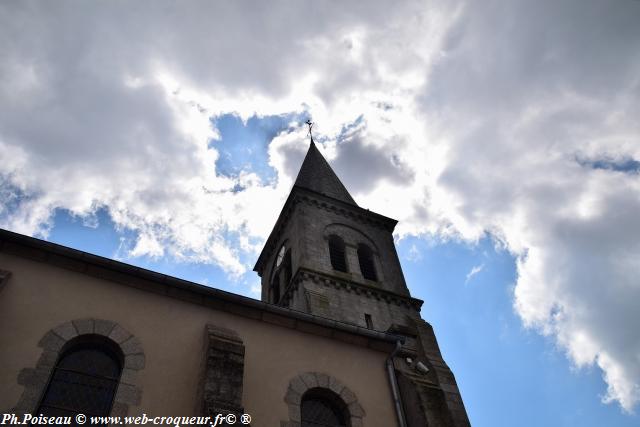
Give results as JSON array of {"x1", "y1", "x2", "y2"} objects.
[
  {"x1": 13, "y1": 318, "x2": 145, "y2": 416},
  {"x1": 282, "y1": 372, "x2": 365, "y2": 427},
  {"x1": 323, "y1": 223, "x2": 379, "y2": 254}
]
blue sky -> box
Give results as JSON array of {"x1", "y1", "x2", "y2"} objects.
[
  {"x1": 211, "y1": 112, "x2": 304, "y2": 183},
  {"x1": 1, "y1": 1, "x2": 639, "y2": 425}
]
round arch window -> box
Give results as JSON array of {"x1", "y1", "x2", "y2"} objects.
[
  {"x1": 357, "y1": 244, "x2": 377, "y2": 281},
  {"x1": 301, "y1": 388, "x2": 349, "y2": 427},
  {"x1": 37, "y1": 335, "x2": 123, "y2": 417},
  {"x1": 328, "y1": 235, "x2": 347, "y2": 273}
]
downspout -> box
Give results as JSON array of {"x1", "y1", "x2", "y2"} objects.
[{"x1": 386, "y1": 340, "x2": 408, "y2": 427}]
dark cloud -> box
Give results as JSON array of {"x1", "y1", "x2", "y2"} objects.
[{"x1": 332, "y1": 132, "x2": 414, "y2": 194}]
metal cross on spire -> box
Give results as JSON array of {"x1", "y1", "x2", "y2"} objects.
[{"x1": 305, "y1": 119, "x2": 314, "y2": 144}]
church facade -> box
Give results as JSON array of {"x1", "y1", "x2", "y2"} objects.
[{"x1": 0, "y1": 140, "x2": 470, "y2": 426}]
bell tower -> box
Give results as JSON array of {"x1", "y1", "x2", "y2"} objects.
[{"x1": 254, "y1": 136, "x2": 471, "y2": 427}]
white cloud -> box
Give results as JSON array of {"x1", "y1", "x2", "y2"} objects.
[
  {"x1": 131, "y1": 233, "x2": 164, "y2": 258},
  {"x1": 407, "y1": 244, "x2": 423, "y2": 262},
  {"x1": 0, "y1": 0, "x2": 639, "y2": 411},
  {"x1": 465, "y1": 263, "x2": 484, "y2": 284}
]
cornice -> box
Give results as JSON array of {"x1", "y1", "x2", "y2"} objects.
[{"x1": 281, "y1": 267, "x2": 423, "y2": 312}]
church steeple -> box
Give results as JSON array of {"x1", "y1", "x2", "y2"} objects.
[
  {"x1": 293, "y1": 140, "x2": 357, "y2": 206},
  {"x1": 255, "y1": 124, "x2": 415, "y2": 313},
  {"x1": 254, "y1": 122, "x2": 471, "y2": 427}
]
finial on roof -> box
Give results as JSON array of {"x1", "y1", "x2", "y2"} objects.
[{"x1": 305, "y1": 119, "x2": 314, "y2": 144}]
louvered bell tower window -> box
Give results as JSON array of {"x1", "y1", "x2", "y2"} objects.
[
  {"x1": 37, "y1": 339, "x2": 122, "y2": 417},
  {"x1": 328, "y1": 235, "x2": 347, "y2": 272},
  {"x1": 357, "y1": 244, "x2": 377, "y2": 281}
]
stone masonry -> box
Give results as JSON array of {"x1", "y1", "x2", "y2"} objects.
[{"x1": 197, "y1": 325, "x2": 247, "y2": 424}]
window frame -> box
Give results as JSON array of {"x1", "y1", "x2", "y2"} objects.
[{"x1": 36, "y1": 335, "x2": 124, "y2": 417}]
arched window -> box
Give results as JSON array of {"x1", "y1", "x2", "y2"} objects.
[
  {"x1": 328, "y1": 235, "x2": 347, "y2": 272},
  {"x1": 282, "y1": 250, "x2": 292, "y2": 287},
  {"x1": 37, "y1": 336, "x2": 123, "y2": 417},
  {"x1": 357, "y1": 244, "x2": 377, "y2": 281},
  {"x1": 271, "y1": 243, "x2": 294, "y2": 306},
  {"x1": 301, "y1": 388, "x2": 349, "y2": 427},
  {"x1": 271, "y1": 272, "x2": 281, "y2": 304}
]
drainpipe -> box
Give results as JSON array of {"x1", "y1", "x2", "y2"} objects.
[{"x1": 386, "y1": 340, "x2": 408, "y2": 427}]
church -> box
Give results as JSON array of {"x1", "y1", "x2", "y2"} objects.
[{"x1": 0, "y1": 137, "x2": 470, "y2": 426}]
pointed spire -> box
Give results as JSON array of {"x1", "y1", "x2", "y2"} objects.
[{"x1": 293, "y1": 123, "x2": 357, "y2": 206}]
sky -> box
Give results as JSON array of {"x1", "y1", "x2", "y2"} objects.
[{"x1": 1, "y1": 1, "x2": 639, "y2": 425}]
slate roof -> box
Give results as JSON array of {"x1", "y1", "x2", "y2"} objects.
[{"x1": 293, "y1": 140, "x2": 357, "y2": 206}]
